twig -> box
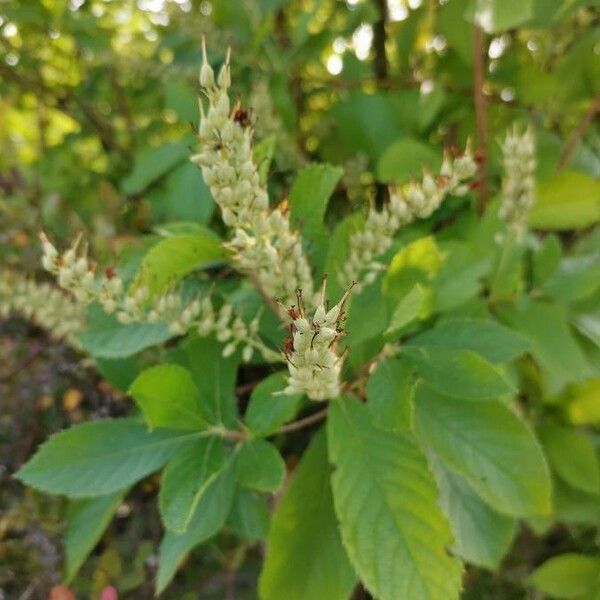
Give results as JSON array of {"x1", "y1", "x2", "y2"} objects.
[
  {"x1": 472, "y1": 23, "x2": 488, "y2": 212},
  {"x1": 558, "y1": 91, "x2": 600, "y2": 170},
  {"x1": 277, "y1": 407, "x2": 328, "y2": 434},
  {"x1": 372, "y1": 0, "x2": 389, "y2": 81}
]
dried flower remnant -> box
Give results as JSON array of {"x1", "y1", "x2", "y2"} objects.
[{"x1": 282, "y1": 279, "x2": 355, "y2": 401}]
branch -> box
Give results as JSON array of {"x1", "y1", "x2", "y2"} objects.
[
  {"x1": 558, "y1": 91, "x2": 600, "y2": 170},
  {"x1": 372, "y1": 0, "x2": 389, "y2": 81},
  {"x1": 472, "y1": 23, "x2": 488, "y2": 212}
]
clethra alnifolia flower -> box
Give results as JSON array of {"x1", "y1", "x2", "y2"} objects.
[{"x1": 281, "y1": 278, "x2": 355, "y2": 401}]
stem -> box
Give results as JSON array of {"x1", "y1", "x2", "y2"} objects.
[
  {"x1": 372, "y1": 0, "x2": 389, "y2": 81},
  {"x1": 277, "y1": 407, "x2": 328, "y2": 434},
  {"x1": 472, "y1": 23, "x2": 488, "y2": 212},
  {"x1": 558, "y1": 91, "x2": 600, "y2": 170}
]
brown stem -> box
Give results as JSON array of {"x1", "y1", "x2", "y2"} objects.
[
  {"x1": 558, "y1": 91, "x2": 600, "y2": 170},
  {"x1": 372, "y1": 0, "x2": 389, "y2": 81},
  {"x1": 277, "y1": 407, "x2": 328, "y2": 434},
  {"x1": 472, "y1": 24, "x2": 488, "y2": 212}
]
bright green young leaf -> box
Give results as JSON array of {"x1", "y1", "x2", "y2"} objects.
[
  {"x1": 133, "y1": 233, "x2": 223, "y2": 297},
  {"x1": 235, "y1": 439, "x2": 285, "y2": 493},
  {"x1": 77, "y1": 305, "x2": 172, "y2": 359},
  {"x1": 122, "y1": 138, "x2": 193, "y2": 195},
  {"x1": 402, "y1": 345, "x2": 513, "y2": 400},
  {"x1": 538, "y1": 425, "x2": 600, "y2": 495},
  {"x1": 244, "y1": 372, "x2": 303, "y2": 437},
  {"x1": 384, "y1": 283, "x2": 430, "y2": 341},
  {"x1": 259, "y1": 430, "x2": 357, "y2": 600},
  {"x1": 327, "y1": 398, "x2": 463, "y2": 600},
  {"x1": 156, "y1": 459, "x2": 235, "y2": 594},
  {"x1": 366, "y1": 358, "x2": 414, "y2": 431},
  {"x1": 64, "y1": 488, "x2": 128, "y2": 583},
  {"x1": 434, "y1": 461, "x2": 517, "y2": 569},
  {"x1": 565, "y1": 378, "x2": 600, "y2": 425},
  {"x1": 414, "y1": 384, "x2": 552, "y2": 517},
  {"x1": 129, "y1": 364, "x2": 207, "y2": 431},
  {"x1": 16, "y1": 419, "x2": 194, "y2": 497},
  {"x1": 409, "y1": 318, "x2": 530, "y2": 363},
  {"x1": 376, "y1": 137, "x2": 440, "y2": 183},
  {"x1": 529, "y1": 171, "x2": 600, "y2": 230},
  {"x1": 529, "y1": 553, "x2": 600, "y2": 599},
  {"x1": 165, "y1": 334, "x2": 240, "y2": 427},
  {"x1": 159, "y1": 438, "x2": 227, "y2": 533},
  {"x1": 227, "y1": 488, "x2": 269, "y2": 541}
]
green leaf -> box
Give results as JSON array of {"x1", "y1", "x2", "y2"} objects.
[
  {"x1": 64, "y1": 489, "x2": 128, "y2": 582},
  {"x1": 533, "y1": 234, "x2": 562, "y2": 287},
  {"x1": 433, "y1": 462, "x2": 516, "y2": 569},
  {"x1": 244, "y1": 372, "x2": 303, "y2": 437},
  {"x1": 542, "y1": 254, "x2": 600, "y2": 303},
  {"x1": 165, "y1": 334, "x2": 240, "y2": 427},
  {"x1": 538, "y1": 425, "x2": 600, "y2": 495},
  {"x1": 133, "y1": 233, "x2": 223, "y2": 297},
  {"x1": 129, "y1": 364, "x2": 207, "y2": 431},
  {"x1": 384, "y1": 283, "x2": 430, "y2": 341},
  {"x1": 409, "y1": 318, "x2": 530, "y2": 364},
  {"x1": 414, "y1": 384, "x2": 551, "y2": 517},
  {"x1": 159, "y1": 438, "x2": 227, "y2": 533},
  {"x1": 16, "y1": 419, "x2": 194, "y2": 497},
  {"x1": 402, "y1": 345, "x2": 513, "y2": 400},
  {"x1": 529, "y1": 553, "x2": 600, "y2": 599},
  {"x1": 77, "y1": 306, "x2": 172, "y2": 359},
  {"x1": 259, "y1": 430, "x2": 357, "y2": 600},
  {"x1": 122, "y1": 138, "x2": 192, "y2": 195},
  {"x1": 529, "y1": 171, "x2": 600, "y2": 230},
  {"x1": 376, "y1": 137, "x2": 440, "y2": 184},
  {"x1": 164, "y1": 82, "x2": 198, "y2": 126},
  {"x1": 366, "y1": 358, "x2": 414, "y2": 431},
  {"x1": 467, "y1": 0, "x2": 534, "y2": 33},
  {"x1": 95, "y1": 357, "x2": 138, "y2": 393},
  {"x1": 235, "y1": 439, "x2": 285, "y2": 492},
  {"x1": 327, "y1": 398, "x2": 462, "y2": 600},
  {"x1": 156, "y1": 459, "x2": 235, "y2": 594},
  {"x1": 289, "y1": 163, "x2": 343, "y2": 269},
  {"x1": 499, "y1": 300, "x2": 593, "y2": 395},
  {"x1": 227, "y1": 488, "x2": 269, "y2": 541}
]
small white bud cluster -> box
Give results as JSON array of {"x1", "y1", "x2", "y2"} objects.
[
  {"x1": 250, "y1": 80, "x2": 305, "y2": 172},
  {"x1": 340, "y1": 142, "x2": 478, "y2": 289},
  {"x1": 282, "y1": 279, "x2": 355, "y2": 401},
  {"x1": 39, "y1": 233, "x2": 278, "y2": 363},
  {"x1": 499, "y1": 124, "x2": 536, "y2": 238},
  {"x1": 0, "y1": 269, "x2": 86, "y2": 345},
  {"x1": 190, "y1": 41, "x2": 314, "y2": 306}
]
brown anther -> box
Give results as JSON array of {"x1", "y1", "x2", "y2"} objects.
[{"x1": 232, "y1": 107, "x2": 252, "y2": 128}]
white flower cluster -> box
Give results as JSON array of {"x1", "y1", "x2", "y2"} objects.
[
  {"x1": 250, "y1": 80, "x2": 305, "y2": 172},
  {"x1": 39, "y1": 233, "x2": 278, "y2": 362},
  {"x1": 0, "y1": 269, "x2": 85, "y2": 345},
  {"x1": 190, "y1": 42, "x2": 314, "y2": 306},
  {"x1": 282, "y1": 280, "x2": 354, "y2": 401},
  {"x1": 499, "y1": 124, "x2": 536, "y2": 238},
  {"x1": 340, "y1": 143, "x2": 478, "y2": 289}
]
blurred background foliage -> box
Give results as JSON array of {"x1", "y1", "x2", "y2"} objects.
[{"x1": 1, "y1": 0, "x2": 599, "y2": 598}]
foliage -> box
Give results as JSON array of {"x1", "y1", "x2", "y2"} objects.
[{"x1": 1, "y1": 0, "x2": 599, "y2": 598}]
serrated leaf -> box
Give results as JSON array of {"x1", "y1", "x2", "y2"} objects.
[
  {"x1": 409, "y1": 318, "x2": 530, "y2": 364},
  {"x1": 529, "y1": 553, "x2": 600, "y2": 599},
  {"x1": 64, "y1": 489, "x2": 128, "y2": 582},
  {"x1": 328, "y1": 398, "x2": 462, "y2": 600},
  {"x1": 402, "y1": 345, "x2": 513, "y2": 400},
  {"x1": 235, "y1": 439, "x2": 285, "y2": 492},
  {"x1": 366, "y1": 358, "x2": 414, "y2": 431},
  {"x1": 165, "y1": 334, "x2": 240, "y2": 427},
  {"x1": 259, "y1": 430, "x2": 356, "y2": 600},
  {"x1": 16, "y1": 419, "x2": 194, "y2": 498},
  {"x1": 433, "y1": 461, "x2": 516, "y2": 569},
  {"x1": 227, "y1": 488, "x2": 269, "y2": 541},
  {"x1": 133, "y1": 233, "x2": 223, "y2": 297},
  {"x1": 77, "y1": 305, "x2": 172, "y2": 359},
  {"x1": 538, "y1": 425, "x2": 600, "y2": 495},
  {"x1": 129, "y1": 364, "x2": 207, "y2": 431},
  {"x1": 156, "y1": 459, "x2": 235, "y2": 594},
  {"x1": 244, "y1": 372, "x2": 303, "y2": 437},
  {"x1": 414, "y1": 384, "x2": 551, "y2": 517},
  {"x1": 159, "y1": 438, "x2": 227, "y2": 533}
]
